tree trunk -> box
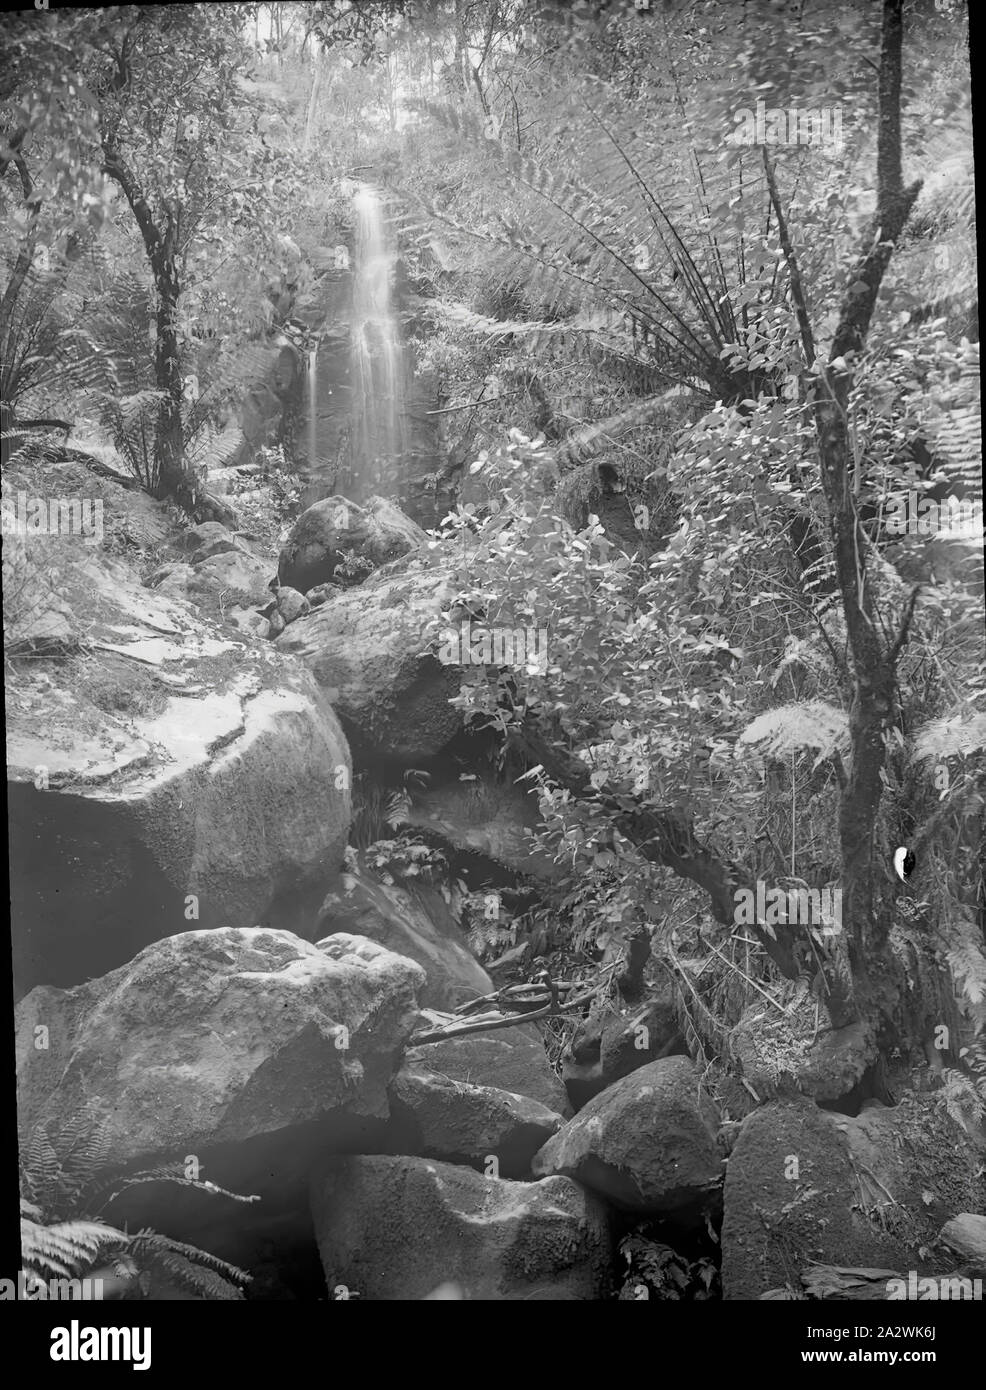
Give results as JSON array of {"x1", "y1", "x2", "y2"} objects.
[
  {"x1": 152, "y1": 253, "x2": 188, "y2": 505},
  {"x1": 102, "y1": 144, "x2": 198, "y2": 514},
  {"x1": 770, "y1": 0, "x2": 923, "y2": 1045}
]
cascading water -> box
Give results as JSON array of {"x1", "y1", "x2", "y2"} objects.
[
  {"x1": 347, "y1": 185, "x2": 407, "y2": 498},
  {"x1": 307, "y1": 347, "x2": 318, "y2": 474}
]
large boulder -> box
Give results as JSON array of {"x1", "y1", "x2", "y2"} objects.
[
  {"x1": 151, "y1": 547, "x2": 275, "y2": 610},
  {"x1": 277, "y1": 495, "x2": 428, "y2": 594},
  {"x1": 386, "y1": 1061, "x2": 564, "y2": 1178},
  {"x1": 7, "y1": 539, "x2": 352, "y2": 996},
  {"x1": 310, "y1": 1154, "x2": 612, "y2": 1300},
  {"x1": 275, "y1": 550, "x2": 461, "y2": 759},
  {"x1": 316, "y1": 873, "x2": 491, "y2": 1011},
  {"x1": 16, "y1": 929, "x2": 425, "y2": 1160},
  {"x1": 532, "y1": 1055, "x2": 722, "y2": 1216},
  {"x1": 169, "y1": 521, "x2": 245, "y2": 564},
  {"x1": 720, "y1": 1097, "x2": 984, "y2": 1299},
  {"x1": 276, "y1": 586, "x2": 310, "y2": 625},
  {"x1": 406, "y1": 1017, "x2": 570, "y2": 1116}
]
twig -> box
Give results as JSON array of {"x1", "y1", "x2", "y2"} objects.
[
  {"x1": 409, "y1": 976, "x2": 608, "y2": 1046},
  {"x1": 426, "y1": 389, "x2": 518, "y2": 415}
]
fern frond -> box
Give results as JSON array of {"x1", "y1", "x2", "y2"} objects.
[
  {"x1": 941, "y1": 904, "x2": 986, "y2": 1034},
  {"x1": 385, "y1": 790, "x2": 411, "y2": 828},
  {"x1": 738, "y1": 700, "x2": 850, "y2": 764},
  {"x1": 924, "y1": 342, "x2": 982, "y2": 494},
  {"x1": 554, "y1": 388, "x2": 697, "y2": 471},
  {"x1": 913, "y1": 709, "x2": 986, "y2": 763},
  {"x1": 21, "y1": 1216, "x2": 127, "y2": 1280},
  {"x1": 89, "y1": 1166, "x2": 261, "y2": 1211},
  {"x1": 128, "y1": 1231, "x2": 249, "y2": 1298}
]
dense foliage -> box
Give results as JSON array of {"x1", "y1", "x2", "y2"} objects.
[{"x1": 3, "y1": 0, "x2": 982, "y2": 1144}]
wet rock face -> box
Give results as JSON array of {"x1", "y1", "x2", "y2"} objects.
[
  {"x1": 309, "y1": 1154, "x2": 612, "y2": 1300},
  {"x1": 235, "y1": 341, "x2": 301, "y2": 465},
  {"x1": 533, "y1": 1055, "x2": 722, "y2": 1216},
  {"x1": 15, "y1": 929, "x2": 426, "y2": 1162},
  {"x1": 277, "y1": 494, "x2": 427, "y2": 594},
  {"x1": 275, "y1": 550, "x2": 461, "y2": 760}
]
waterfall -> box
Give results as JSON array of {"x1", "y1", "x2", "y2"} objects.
[
  {"x1": 307, "y1": 347, "x2": 318, "y2": 475},
  {"x1": 348, "y1": 185, "x2": 406, "y2": 498}
]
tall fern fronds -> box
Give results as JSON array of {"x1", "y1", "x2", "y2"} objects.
[
  {"x1": 553, "y1": 389, "x2": 697, "y2": 472},
  {"x1": 937, "y1": 1067, "x2": 986, "y2": 1134},
  {"x1": 22, "y1": 1104, "x2": 114, "y2": 1219},
  {"x1": 408, "y1": 94, "x2": 776, "y2": 400}
]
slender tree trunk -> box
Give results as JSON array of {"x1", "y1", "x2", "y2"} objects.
[
  {"x1": 102, "y1": 144, "x2": 198, "y2": 513},
  {"x1": 770, "y1": 0, "x2": 922, "y2": 1043},
  {"x1": 152, "y1": 248, "x2": 187, "y2": 505},
  {"x1": 304, "y1": 48, "x2": 322, "y2": 152}
]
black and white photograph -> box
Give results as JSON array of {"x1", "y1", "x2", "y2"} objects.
[{"x1": 1, "y1": 0, "x2": 983, "y2": 1351}]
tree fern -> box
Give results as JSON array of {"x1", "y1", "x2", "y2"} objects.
[
  {"x1": 738, "y1": 700, "x2": 850, "y2": 765},
  {"x1": 409, "y1": 88, "x2": 781, "y2": 402}
]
